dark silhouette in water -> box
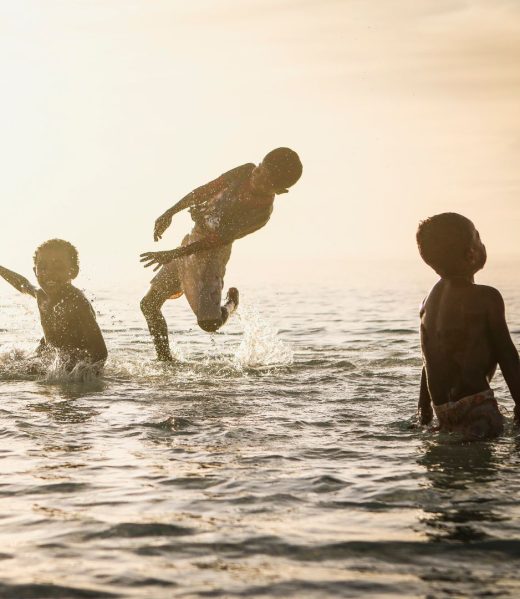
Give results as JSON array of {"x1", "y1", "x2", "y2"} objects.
[
  {"x1": 0, "y1": 239, "x2": 107, "y2": 369},
  {"x1": 416, "y1": 213, "x2": 520, "y2": 439},
  {"x1": 140, "y1": 147, "x2": 303, "y2": 361}
]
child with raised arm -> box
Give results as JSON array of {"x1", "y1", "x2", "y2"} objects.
[
  {"x1": 0, "y1": 239, "x2": 107, "y2": 369},
  {"x1": 416, "y1": 213, "x2": 520, "y2": 439},
  {"x1": 140, "y1": 147, "x2": 303, "y2": 361}
]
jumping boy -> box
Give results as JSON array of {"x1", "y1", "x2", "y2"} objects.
[
  {"x1": 0, "y1": 239, "x2": 107, "y2": 369},
  {"x1": 416, "y1": 212, "x2": 520, "y2": 439},
  {"x1": 140, "y1": 147, "x2": 303, "y2": 361}
]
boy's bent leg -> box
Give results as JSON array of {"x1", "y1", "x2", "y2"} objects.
[
  {"x1": 198, "y1": 287, "x2": 239, "y2": 332},
  {"x1": 178, "y1": 236, "x2": 234, "y2": 334},
  {"x1": 140, "y1": 262, "x2": 182, "y2": 361}
]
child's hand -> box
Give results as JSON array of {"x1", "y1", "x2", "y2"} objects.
[
  {"x1": 154, "y1": 212, "x2": 173, "y2": 241},
  {"x1": 140, "y1": 250, "x2": 176, "y2": 271}
]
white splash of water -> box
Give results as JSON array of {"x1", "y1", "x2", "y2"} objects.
[
  {"x1": 0, "y1": 300, "x2": 292, "y2": 383},
  {"x1": 0, "y1": 346, "x2": 38, "y2": 379},
  {"x1": 40, "y1": 354, "x2": 104, "y2": 384},
  {"x1": 104, "y1": 353, "x2": 181, "y2": 381},
  {"x1": 0, "y1": 345, "x2": 103, "y2": 383},
  {"x1": 233, "y1": 302, "x2": 293, "y2": 369}
]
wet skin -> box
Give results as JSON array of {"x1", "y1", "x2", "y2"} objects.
[
  {"x1": 34, "y1": 249, "x2": 107, "y2": 366},
  {"x1": 139, "y1": 160, "x2": 281, "y2": 361},
  {"x1": 0, "y1": 248, "x2": 107, "y2": 368},
  {"x1": 141, "y1": 161, "x2": 277, "y2": 271},
  {"x1": 35, "y1": 286, "x2": 107, "y2": 366},
  {"x1": 419, "y1": 225, "x2": 520, "y2": 424}
]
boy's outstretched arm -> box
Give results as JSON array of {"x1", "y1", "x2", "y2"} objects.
[
  {"x1": 140, "y1": 235, "x2": 232, "y2": 271},
  {"x1": 418, "y1": 366, "x2": 433, "y2": 425},
  {"x1": 0, "y1": 265, "x2": 36, "y2": 297},
  {"x1": 153, "y1": 173, "x2": 234, "y2": 242},
  {"x1": 153, "y1": 164, "x2": 253, "y2": 241},
  {"x1": 487, "y1": 288, "x2": 520, "y2": 421}
]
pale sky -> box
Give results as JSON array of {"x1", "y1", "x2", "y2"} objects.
[{"x1": 0, "y1": 0, "x2": 519, "y2": 287}]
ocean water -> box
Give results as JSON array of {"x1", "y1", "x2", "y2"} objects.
[{"x1": 1, "y1": 265, "x2": 520, "y2": 598}]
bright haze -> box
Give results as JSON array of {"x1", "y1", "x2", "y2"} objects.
[{"x1": 1, "y1": 0, "x2": 519, "y2": 288}]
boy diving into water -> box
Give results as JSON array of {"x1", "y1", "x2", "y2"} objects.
[
  {"x1": 0, "y1": 239, "x2": 107, "y2": 369},
  {"x1": 140, "y1": 147, "x2": 303, "y2": 361},
  {"x1": 416, "y1": 213, "x2": 520, "y2": 439}
]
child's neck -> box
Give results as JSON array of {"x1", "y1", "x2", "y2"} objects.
[
  {"x1": 43, "y1": 281, "x2": 74, "y2": 301},
  {"x1": 442, "y1": 273, "x2": 475, "y2": 284}
]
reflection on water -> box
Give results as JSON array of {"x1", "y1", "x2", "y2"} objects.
[
  {"x1": 418, "y1": 440, "x2": 501, "y2": 543},
  {"x1": 1, "y1": 280, "x2": 520, "y2": 597}
]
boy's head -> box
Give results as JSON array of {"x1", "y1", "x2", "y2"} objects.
[
  {"x1": 252, "y1": 147, "x2": 303, "y2": 195},
  {"x1": 416, "y1": 212, "x2": 486, "y2": 277},
  {"x1": 33, "y1": 239, "x2": 79, "y2": 293}
]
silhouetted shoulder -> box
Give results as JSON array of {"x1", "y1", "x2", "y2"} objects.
[
  {"x1": 67, "y1": 286, "x2": 97, "y2": 317},
  {"x1": 220, "y1": 163, "x2": 255, "y2": 184},
  {"x1": 472, "y1": 285, "x2": 507, "y2": 321},
  {"x1": 474, "y1": 284, "x2": 504, "y2": 304}
]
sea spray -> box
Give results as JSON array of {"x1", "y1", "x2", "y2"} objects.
[
  {"x1": 233, "y1": 302, "x2": 293, "y2": 369},
  {"x1": 0, "y1": 345, "x2": 104, "y2": 383},
  {"x1": 40, "y1": 354, "x2": 104, "y2": 384},
  {"x1": 103, "y1": 342, "x2": 185, "y2": 382},
  {"x1": 0, "y1": 346, "x2": 40, "y2": 380},
  {"x1": 0, "y1": 300, "x2": 292, "y2": 384}
]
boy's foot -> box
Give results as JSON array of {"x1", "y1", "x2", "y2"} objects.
[
  {"x1": 225, "y1": 287, "x2": 239, "y2": 311},
  {"x1": 218, "y1": 287, "x2": 239, "y2": 327}
]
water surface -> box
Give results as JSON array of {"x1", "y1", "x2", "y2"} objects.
[{"x1": 1, "y1": 269, "x2": 520, "y2": 598}]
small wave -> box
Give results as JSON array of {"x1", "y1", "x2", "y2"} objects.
[
  {"x1": 376, "y1": 328, "x2": 416, "y2": 335},
  {"x1": 0, "y1": 582, "x2": 116, "y2": 598},
  {"x1": 134, "y1": 536, "x2": 520, "y2": 563},
  {"x1": 160, "y1": 476, "x2": 221, "y2": 490},
  {"x1": 18, "y1": 482, "x2": 90, "y2": 497},
  {"x1": 293, "y1": 357, "x2": 357, "y2": 371},
  {"x1": 141, "y1": 416, "x2": 193, "y2": 430},
  {"x1": 84, "y1": 522, "x2": 194, "y2": 540},
  {"x1": 367, "y1": 357, "x2": 422, "y2": 368},
  {"x1": 222, "y1": 579, "x2": 415, "y2": 598},
  {"x1": 309, "y1": 474, "x2": 348, "y2": 493}
]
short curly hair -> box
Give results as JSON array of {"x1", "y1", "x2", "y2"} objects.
[
  {"x1": 33, "y1": 239, "x2": 80, "y2": 279},
  {"x1": 416, "y1": 213, "x2": 474, "y2": 276}
]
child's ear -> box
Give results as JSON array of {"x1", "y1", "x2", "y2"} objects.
[
  {"x1": 69, "y1": 265, "x2": 79, "y2": 279},
  {"x1": 466, "y1": 247, "x2": 477, "y2": 265}
]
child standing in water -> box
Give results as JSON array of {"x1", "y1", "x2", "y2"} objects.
[
  {"x1": 416, "y1": 213, "x2": 520, "y2": 439},
  {"x1": 0, "y1": 239, "x2": 107, "y2": 369}
]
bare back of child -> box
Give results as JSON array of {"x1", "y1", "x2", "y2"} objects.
[{"x1": 416, "y1": 213, "x2": 520, "y2": 440}]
